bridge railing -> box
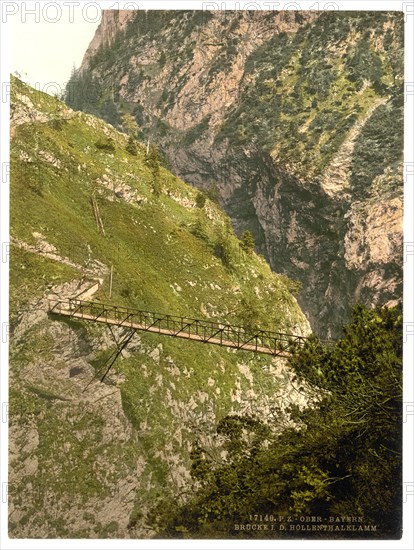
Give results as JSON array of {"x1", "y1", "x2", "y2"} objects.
[{"x1": 48, "y1": 298, "x2": 308, "y2": 355}]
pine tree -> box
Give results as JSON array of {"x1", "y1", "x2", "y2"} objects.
[
  {"x1": 205, "y1": 183, "x2": 220, "y2": 204},
  {"x1": 240, "y1": 230, "x2": 255, "y2": 253},
  {"x1": 121, "y1": 113, "x2": 139, "y2": 138},
  {"x1": 155, "y1": 306, "x2": 402, "y2": 538},
  {"x1": 126, "y1": 136, "x2": 138, "y2": 156},
  {"x1": 145, "y1": 144, "x2": 161, "y2": 196},
  {"x1": 159, "y1": 51, "x2": 167, "y2": 67},
  {"x1": 195, "y1": 192, "x2": 206, "y2": 208}
]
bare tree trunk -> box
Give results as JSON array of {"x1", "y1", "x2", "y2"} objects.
[{"x1": 91, "y1": 192, "x2": 106, "y2": 236}]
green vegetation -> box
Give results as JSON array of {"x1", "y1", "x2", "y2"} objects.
[
  {"x1": 126, "y1": 136, "x2": 138, "y2": 155},
  {"x1": 11, "y1": 10, "x2": 404, "y2": 536},
  {"x1": 12, "y1": 76, "x2": 305, "y2": 327},
  {"x1": 152, "y1": 305, "x2": 402, "y2": 539},
  {"x1": 65, "y1": 66, "x2": 121, "y2": 127},
  {"x1": 205, "y1": 183, "x2": 221, "y2": 205},
  {"x1": 182, "y1": 115, "x2": 211, "y2": 146},
  {"x1": 240, "y1": 230, "x2": 255, "y2": 254},
  {"x1": 195, "y1": 191, "x2": 206, "y2": 209},
  {"x1": 9, "y1": 246, "x2": 77, "y2": 328},
  {"x1": 62, "y1": 10, "x2": 403, "y2": 344},
  {"x1": 350, "y1": 93, "x2": 403, "y2": 198},
  {"x1": 159, "y1": 51, "x2": 167, "y2": 67},
  {"x1": 215, "y1": 12, "x2": 403, "y2": 178},
  {"x1": 65, "y1": 11, "x2": 214, "y2": 128},
  {"x1": 65, "y1": 12, "x2": 403, "y2": 186},
  {"x1": 121, "y1": 113, "x2": 139, "y2": 137},
  {"x1": 10, "y1": 76, "x2": 309, "y2": 537},
  {"x1": 95, "y1": 136, "x2": 116, "y2": 152},
  {"x1": 145, "y1": 144, "x2": 161, "y2": 195}
]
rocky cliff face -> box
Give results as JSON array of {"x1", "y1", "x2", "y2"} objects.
[
  {"x1": 70, "y1": 10, "x2": 404, "y2": 337},
  {"x1": 79, "y1": 10, "x2": 135, "y2": 70}
]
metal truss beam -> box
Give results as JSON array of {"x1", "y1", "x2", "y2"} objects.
[{"x1": 49, "y1": 299, "x2": 311, "y2": 358}]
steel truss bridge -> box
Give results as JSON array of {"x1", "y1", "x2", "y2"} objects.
[{"x1": 49, "y1": 299, "x2": 308, "y2": 360}]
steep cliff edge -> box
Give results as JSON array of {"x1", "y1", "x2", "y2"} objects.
[
  {"x1": 79, "y1": 10, "x2": 135, "y2": 71},
  {"x1": 69, "y1": 10, "x2": 404, "y2": 337},
  {"x1": 10, "y1": 77, "x2": 311, "y2": 537}
]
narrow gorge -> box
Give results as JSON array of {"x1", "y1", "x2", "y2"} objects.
[
  {"x1": 67, "y1": 10, "x2": 403, "y2": 337},
  {"x1": 7, "y1": 8, "x2": 404, "y2": 540}
]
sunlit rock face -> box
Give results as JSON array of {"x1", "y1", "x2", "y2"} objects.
[{"x1": 74, "y1": 10, "x2": 404, "y2": 337}]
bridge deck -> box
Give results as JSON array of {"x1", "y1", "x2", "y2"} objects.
[{"x1": 49, "y1": 299, "x2": 307, "y2": 357}]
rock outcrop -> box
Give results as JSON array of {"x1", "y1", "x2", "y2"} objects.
[
  {"x1": 72, "y1": 10, "x2": 404, "y2": 337},
  {"x1": 10, "y1": 76, "x2": 312, "y2": 537}
]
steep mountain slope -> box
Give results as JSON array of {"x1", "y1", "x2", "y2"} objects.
[
  {"x1": 68, "y1": 10, "x2": 404, "y2": 337},
  {"x1": 9, "y1": 77, "x2": 311, "y2": 538}
]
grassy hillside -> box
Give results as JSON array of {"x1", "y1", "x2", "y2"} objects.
[
  {"x1": 68, "y1": 11, "x2": 403, "y2": 183},
  {"x1": 9, "y1": 76, "x2": 310, "y2": 538},
  {"x1": 11, "y1": 78, "x2": 307, "y2": 330},
  {"x1": 66, "y1": 10, "x2": 403, "y2": 339}
]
